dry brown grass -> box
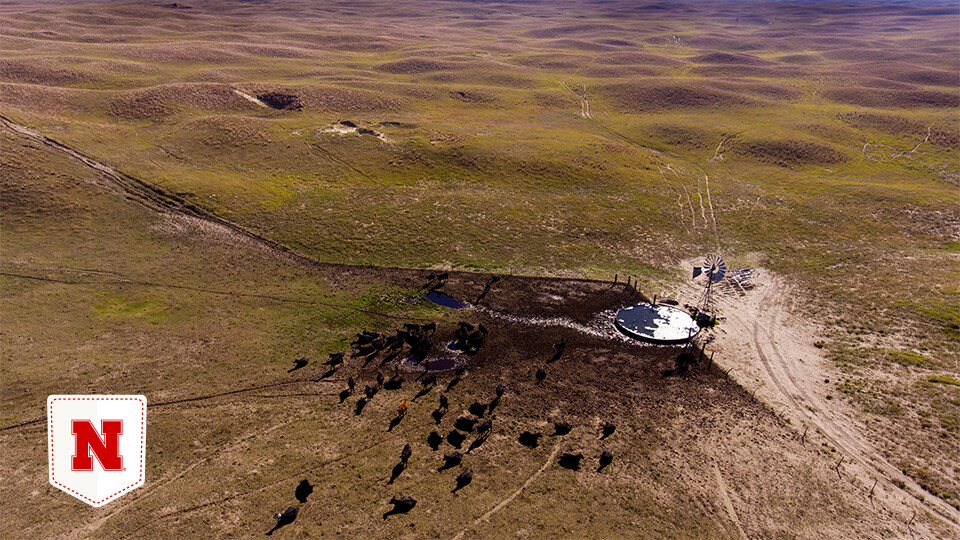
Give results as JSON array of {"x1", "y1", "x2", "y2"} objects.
[
  {"x1": 777, "y1": 53, "x2": 823, "y2": 64},
  {"x1": 823, "y1": 87, "x2": 960, "y2": 108},
  {"x1": 108, "y1": 83, "x2": 254, "y2": 119},
  {"x1": 595, "y1": 51, "x2": 688, "y2": 66},
  {"x1": 731, "y1": 138, "x2": 846, "y2": 166},
  {"x1": 1, "y1": 0, "x2": 958, "y2": 532},
  {"x1": 598, "y1": 80, "x2": 756, "y2": 112},
  {"x1": 376, "y1": 58, "x2": 463, "y2": 75},
  {"x1": 523, "y1": 23, "x2": 625, "y2": 39},
  {"x1": 839, "y1": 112, "x2": 926, "y2": 137},
  {"x1": 297, "y1": 85, "x2": 407, "y2": 112},
  {"x1": 696, "y1": 65, "x2": 811, "y2": 79},
  {"x1": 0, "y1": 58, "x2": 101, "y2": 86},
  {"x1": 689, "y1": 51, "x2": 775, "y2": 66},
  {"x1": 542, "y1": 38, "x2": 619, "y2": 52},
  {"x1": 0, "y1": 82, "x2": 94, "y2": 114},
  {"x1": 581, "y1": 65, "x2": 665, "y2": 78},
  {"x1": 177, "y1": 116, "x2": 273, "y2": 148}
]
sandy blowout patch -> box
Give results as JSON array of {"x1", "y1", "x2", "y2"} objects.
[{"x1": 672, "y1": 265, "x2": 960, "y2": 534}]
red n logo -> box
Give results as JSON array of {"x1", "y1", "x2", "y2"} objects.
[{"x1": 71, "y1": 420, "x2": 123, "y2": 471}]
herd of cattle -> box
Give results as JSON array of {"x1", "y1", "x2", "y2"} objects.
[{"x1": 268, "y1": 315, "x2": 619, "y2": 533}]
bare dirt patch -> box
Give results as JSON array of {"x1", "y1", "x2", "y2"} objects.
[{"x1": 674, "y1": 269, "x2": 960, "y2": 534}]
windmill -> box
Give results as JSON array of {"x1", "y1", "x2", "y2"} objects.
[{"x1": 693, "y1": 255, "x2": 726, "y2": 316}]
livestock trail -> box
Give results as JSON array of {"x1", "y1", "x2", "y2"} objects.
[
  {"x1": 0, "y1": 114, "x2": 319, "y2": 272},
  {"x1": 713, "y1": 463, "x2": 747, "y2": 540},
  {"x1": 451, "y1": 440, "x2": 564, "y2": 540},
  {"x1": 557, "y1": 79, "x2": 722, "y2": 249}
]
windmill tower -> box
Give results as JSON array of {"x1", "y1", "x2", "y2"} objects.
[{"x1": 693, "y1": 255, "x2": 726, "y2": 316}]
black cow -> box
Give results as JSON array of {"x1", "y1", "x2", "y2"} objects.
[
  {"x1": 446, "y1": 430, "x2": 466, "y2": 449},
  {"x1": 355, "y1": 397, "x2": 368, "y2": 415},
  {"x1": 468, "y1": 401, "x2": 488, "y2": 418},
  {"x1": 288, "y1": 357, "x2": 309, "y2": 373},
  {"x1": 601, "y1": 422, "x2": 616, "y2": 439},
  {"x1": 518, "y1": 431, "x2": 541, "y2": 448},
  {"x1": 427, "y1": 430, "x2": 444, "y2": 450},
  {"x1": 453, "y1": 470, "x2": 473, "y2": 493},
  {"x1": 295, "y1": 479, "x2": 313, "y2": 504},
  {"x1": 384, "y1": 372, "x2": 404, "y2": 390},
  {"x1": 550, "y1": 337, "x2": 566, "y2": 363},
  {"x1": 383, "y1": 496, "x2": 417, "y2": 519},
  {"x1": 558, "y1": 453, "x2": 584, "y2": 470},
  {"x1": 267, "y1": 506, "x2": 298, "y2": 535},
  {"x1": 440, "y1": 451, "x2": 463, "y2": 471},
  {"x1": 598, "y1": 450, "x2": 613, "y2": 472},
  {"x1": 454, "y1": 416, "x2": 478, "y2": 432},
  {"x1": 553, "y1": 421, "x2": 572, "y2": 436},
  {"x1": 535, "y1": 368, "x2": 546, "y2": 385},
  {"x1": 325, "y1": 351, "x2": 345, "y2": 367}
]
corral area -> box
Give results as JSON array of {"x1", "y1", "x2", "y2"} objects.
[{"x1": 1, "y1": 0, "x2": 958, "y2": 537}]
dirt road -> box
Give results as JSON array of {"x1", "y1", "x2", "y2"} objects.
[{"x1": 698, "y1": 271, "x2": 959, "y2": 534}]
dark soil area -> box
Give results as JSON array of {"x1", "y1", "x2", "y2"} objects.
[{"x1": 257, "y1": 91, "x2": 303, "y2": 111}]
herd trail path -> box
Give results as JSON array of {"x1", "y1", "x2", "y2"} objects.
[
  {"x1": 558, "y1": 81, "x2": 591, "y2": 119},
  {"x1": 690, "y1": 270, "x2": 959, "y2": 534},
  {"x1": 451, "y1": 440, "x2": 563, "y2": 540},
  {"x1": 73, "y1": 415, "x2": 302, "y2": 537},
  {"x1": 713, "y1": 463, "x2": 747, "y2": 540},
  {"x1": 0, "y1": 114, "x2": 313, "y2": 270}
]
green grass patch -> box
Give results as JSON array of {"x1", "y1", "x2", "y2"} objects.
[
  {"x1": 91, "y1": 294, "x2": 172, "y2": 324},
  {"x1": 929, "y1": 375, "x2": 960, "y2": 387},
  {"x1": 886, "y1": 349, "x2": 929, "y2": 368}
]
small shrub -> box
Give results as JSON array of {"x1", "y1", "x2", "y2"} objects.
[
  {"x1": 929, "y1": 375, "x2": 960, "y2": 387},
  {"x1": 887, "y1": 349, "x2": 927, "y2": 368}
]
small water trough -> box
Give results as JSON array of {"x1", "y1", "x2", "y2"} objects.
[
  {"x1": 425, "y1": 358, "x2": 457, "y2": 372},
  {"x1": 424, "y1": 291, "x2": 468, "y2": 309}
]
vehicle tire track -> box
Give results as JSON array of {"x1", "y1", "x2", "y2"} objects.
[
  {"x1": 714, "y1": 463, "x2": 747, "y2": 540},
  {"x1": 117, "y1": 437, "x2": 391, "y2": 539},
  {"x1": 737, "y1": 286, "x2": 959, "y2": 527},
  {"x1": 75, "y1": 417, "x2": 299, "y2": 537},
  {"x1": 0, "y1": 378, "x2": 332, "y2": 433},
  {"x1": 451, "y1": 440, "x2": 563, "y2": 540}
]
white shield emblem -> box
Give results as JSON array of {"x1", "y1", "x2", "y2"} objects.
[{"x1": 48, "y1": 395, "x2": 146, "y2": 507}]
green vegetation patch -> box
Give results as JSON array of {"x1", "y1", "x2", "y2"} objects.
[
  {"x1": 929, "y1": 375, "x2": 960, "y2": 387},
  {"x1": 91, "y1": 294, "x2": 172, "y2": 324},
  {"x1": 886, "y1": 349, "x2": 929, "y2": 368}
]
